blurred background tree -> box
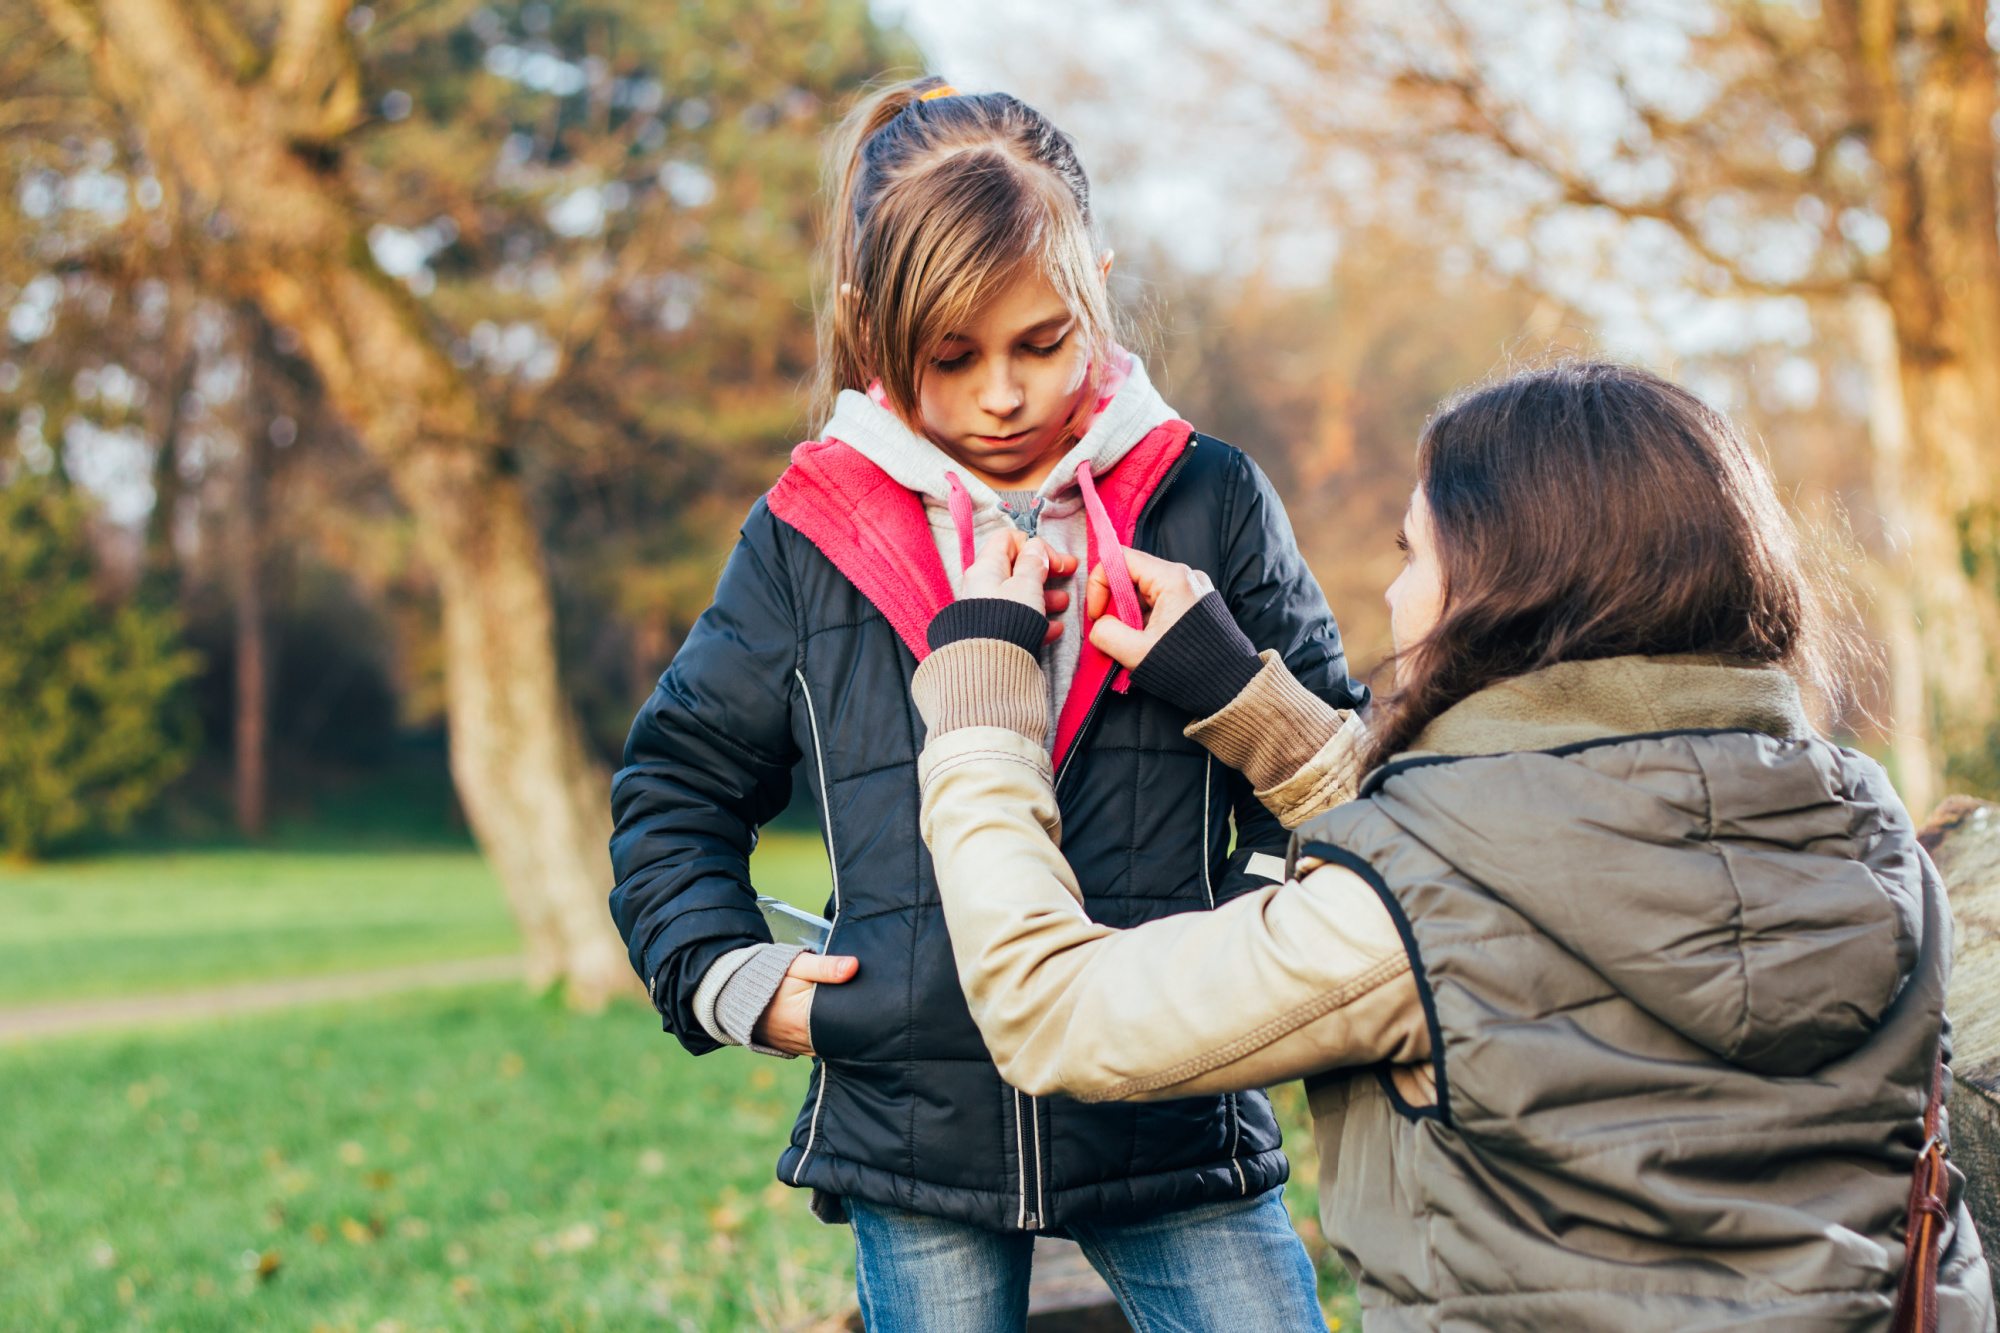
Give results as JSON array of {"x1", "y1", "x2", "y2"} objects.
[
  {"x1": 3, "y1": 0, "x2": 910, "y2": 1006},
  {"x1": 1173, "y1": 0, "x2": 2000, "y2": 810},
  {"x1": 3, "y1": 0, "x2": 1995, "y2": 983},
  {"x1": 0, "y1": 474, "x2": 197, "y2": 860},
  {"x1": 4, "y1": 3, "x2": 1999, "y2": 1327}
]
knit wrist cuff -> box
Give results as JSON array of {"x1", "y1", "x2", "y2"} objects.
[
  {"x1": 911, "y1": 639, "x2": 1049, "y2": 745},
  {"x1": 1184, "y1": 649, "x2": 1349, "y2": 792},
  {"x1": 1129, "y1": 591, "x2": 1264, "y2": 718},
  {"x1": 927, "y1": 598, "x2": 1049, "y2": 655},
  {"x1": 714, "y1": 942, "x2": 807, "y2": 1057}
]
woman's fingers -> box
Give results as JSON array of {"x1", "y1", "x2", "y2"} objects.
[
  {"x1": 961, "y1": 531, "x2": 1019, "y2": 600},
  {"x1": 1088, "y1": 613, "x2": 1152, "y2": 669},
  {"x1": 1015, "y1": 537, "x2": 1076, "y2": 582},
  {"x1": 1120, "y1": 547, "x2": 1205, "y2": 604},
  {"x1": 1086, "y1": 549, "x2": 1211, "y2": 625}
]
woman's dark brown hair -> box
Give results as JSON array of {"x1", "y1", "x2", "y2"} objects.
[{"x1": 1365, "y1": 360, "x2": 1850, "y2": 767}]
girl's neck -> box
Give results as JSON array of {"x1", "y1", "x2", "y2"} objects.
[{"x1": 935, "y1": 439, "x2": 1072, "y2": 493}]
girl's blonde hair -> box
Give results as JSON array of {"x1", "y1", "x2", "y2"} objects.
[{"x1": 812, "y1": 77, "x2": 1115, "y2": 426}]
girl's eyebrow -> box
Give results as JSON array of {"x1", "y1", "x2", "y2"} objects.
[
  {"x1": 1012, "y1": 314, "x2": 1072, "y2": 339},
  {"x1": 938, "y1": 314, "x2": 1073, "y2": 344}
]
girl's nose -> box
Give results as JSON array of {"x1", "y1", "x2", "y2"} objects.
[{"x1": 979, "y1": 363, "x2": 1025, "y2": 418}]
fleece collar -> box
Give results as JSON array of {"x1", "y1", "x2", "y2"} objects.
[{"x1": 1407, "y1": 654, "x2": 1812, "y2": 760}]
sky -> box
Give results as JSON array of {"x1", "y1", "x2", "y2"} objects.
[{"x1": 874, "y1": 0, "x2": 1826, "y2": 383}]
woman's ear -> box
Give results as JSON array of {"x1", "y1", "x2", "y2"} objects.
[{"x1": 1099, "y1": 249, "x2": 1115, "y2": 286}]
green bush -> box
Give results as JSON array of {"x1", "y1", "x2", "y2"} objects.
[{"x1": 0, "y1": 477, "x2": 199, "y2": 859}]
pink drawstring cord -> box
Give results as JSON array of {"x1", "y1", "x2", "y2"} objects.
[
  {"x1": 944, "y1": 471, "x2": 978, "y2": 572},
  {"x1": 1076, "y1": 461, "x2": 1141, "y2": 693}
]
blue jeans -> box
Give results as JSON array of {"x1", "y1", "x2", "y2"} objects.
[{"x1": 848, "y1": 1188, "x2": 1326, "y2": 1332}]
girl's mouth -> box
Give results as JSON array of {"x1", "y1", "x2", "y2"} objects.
[{"x1": 973, "y1": 428, "x2": 1036, "y2": 446}]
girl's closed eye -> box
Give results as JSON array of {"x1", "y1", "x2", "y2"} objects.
[
  {"x1": 1394, "y1": 528, "x2": 1410, "y2": 558},
  {"x1": 931, "y1": 349, "x2": 974, "y2": 373},
  {"x1": 1024, "y1": 330, "x2": 1070, "y2": 358}
]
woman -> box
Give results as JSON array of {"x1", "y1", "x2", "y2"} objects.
[{"x1": 908, "y1": 362, "x2": 1993, "y2": 1329}]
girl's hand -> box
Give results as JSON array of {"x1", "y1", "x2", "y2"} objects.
[
  {"x1": 961, "y1": 532, "x2": 1076, "y2": 646},
  {"x1": 753, "y1": 951, "x2": 860, "y2": 1056},
  {"x1": 1086, "y1": 548, "x2": 1215, "y2": 669}
]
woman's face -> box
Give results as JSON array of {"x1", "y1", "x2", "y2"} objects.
[
  {"x1": 1386, "y1": 485, "x2": 1445, "y2": 682},
  {"x1": 913, "y1": 267, "x2": 1094, "y2": 491}
]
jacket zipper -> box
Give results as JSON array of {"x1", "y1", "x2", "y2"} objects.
[
  {"x1": 1014, "y1": 437, "x2": 1199, "y2": 1231},
  {"x1": 791, "y1": 668, "x2": 842, "y2": 1186}
]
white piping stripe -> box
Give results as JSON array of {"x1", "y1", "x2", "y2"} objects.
[
  {"x1": 1032, "y1": 1096, "x2": 1045, "y2": 1225},
  {"x1": 1207, "y1": 755, "x2": 1247, "y2": 1193},
  {"x1": 1200, "y1": 755, "x2": 1216, "y2": 908},
  {"x1": 1013, "y1": 1089, "x2": 1029, "y2": 1230},
  {"x1": 796, "y1": 670, "x2": 842, "y2": 917},
  {"x1": 790, "y1": 670, "x2": 840, "y2": 1185}
]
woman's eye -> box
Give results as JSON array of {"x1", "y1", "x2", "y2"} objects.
[
  {"x1": 1024, "y1": 333, "x2": 1070, "y2": 358},
  {"x1": 1394, "y1": 530, "x2": 1409, "y2": 555},
  {"x1": 931, "y1": 351, "x2": 973, "y2": 373}
]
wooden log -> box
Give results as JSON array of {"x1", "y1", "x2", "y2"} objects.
[
  {"x1": 1923, "y1": 795, "x2": 2000, "y2": 1295},
  {"x1": 1026, "y1": 1237, "x2": 1131, "y2": 1331}
]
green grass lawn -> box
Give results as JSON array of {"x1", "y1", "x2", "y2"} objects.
[
  {"x1": 0, "y1": 829, "x2": 1361, "y2": 1328},
  {"x1": 0, "y1": 984, "x2": 852, "y2": 1331},
  {"x1": 0, "y1": 831, "x2": 836, "y2": 1009},
  {"x1": 0, "y1": 983, "x2": 1359, "y2": 1331}
]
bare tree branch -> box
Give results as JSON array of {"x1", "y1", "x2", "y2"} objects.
[{"x1": 270, "y1": 0, "x2": 365, "y2": 143}]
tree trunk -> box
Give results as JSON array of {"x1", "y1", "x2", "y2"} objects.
[
  {"x1": 48, "y1": 0, "x2": 633, "y2": 1007},
  {"x1": 231, "y1": 408, "x2": 268, "y2": 839},
  {"x1": 1848, "y1": 0, "x2": 2000, "y2": 786},
  {"x1": 1851, "y1": 293, "x2": 1941, "y2": 813}
]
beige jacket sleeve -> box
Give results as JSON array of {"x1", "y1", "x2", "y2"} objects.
[
  {"x1": 911, "y1": 640, "x2": 1429, "y2": 1104},
  {"x1": 1181, "y1": 649, "x2": 1369, "y2": 829}
]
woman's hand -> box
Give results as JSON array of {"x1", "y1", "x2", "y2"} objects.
[
  {"x1": 752, "y1": 951, "x2": 860, "y2": 1056},
  {"x1": 961, "y1": 532, "x2": 1076, "y2": 646},
  {"x1": 1086, "y1": 547, "x2": 1215, "y2": 670}
]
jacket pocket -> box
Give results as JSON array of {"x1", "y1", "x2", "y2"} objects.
[{"x1": 798, "y1": 913, "x2": 891, "y2": 1062}]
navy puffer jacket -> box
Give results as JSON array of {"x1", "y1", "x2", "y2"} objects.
[{"x1": 610, "y1": 428, "x2": 1366, "y2": 1231}]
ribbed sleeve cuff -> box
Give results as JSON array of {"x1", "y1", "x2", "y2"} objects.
[
  {"x1": 927, "y1": 598, "x2": 1049, "y2": 654},
  {"x1": 1184, "y1": 649, "x2": 1348, "y2": 791},
  {"x1": 911, "y1": 639, "x2": 1049, "y2": 745},
  {"x1": 710, "y1": 942, "x2": 807, "y2": 1057},
  {"x1": 1128, "y1": 591, "x2": 1264, "y2": 719}
]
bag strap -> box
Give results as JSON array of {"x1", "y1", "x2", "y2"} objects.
[{"x1": 1890, "y1": 1052, "x2": 1950, "y2": 1333}]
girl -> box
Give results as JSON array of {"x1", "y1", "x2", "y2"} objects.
[
  {"x1": 911, "y1": 363, "x2": 1995, "y2": 1330},
  {"x1": 609, "y1": 77, "x2": 1364, "y2": 1329}
]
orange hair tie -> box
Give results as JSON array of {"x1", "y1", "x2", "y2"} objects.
[{"x1": 918, "y1": 85, "x2": 958, "y2": 101}]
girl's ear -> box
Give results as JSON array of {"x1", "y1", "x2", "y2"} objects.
[{"x1": 1099, "y1": 249, "x2": 1115, "y2": 285}]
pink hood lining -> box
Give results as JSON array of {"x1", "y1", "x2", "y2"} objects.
[{"x1": 768, "y1": 419, "x2": 1192, "y2": 770}]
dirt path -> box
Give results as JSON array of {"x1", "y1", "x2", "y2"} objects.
[{"x1": 0, "y1": 955, "x2": 525, "y2": 1044}]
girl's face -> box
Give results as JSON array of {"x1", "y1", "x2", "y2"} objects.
[
  {"x1": 1386, "y1": 485, "x2": 1446, "y2": 682},
  {"x1": 914, "y1": 267, "x2": 1093, "y2": 490}
]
